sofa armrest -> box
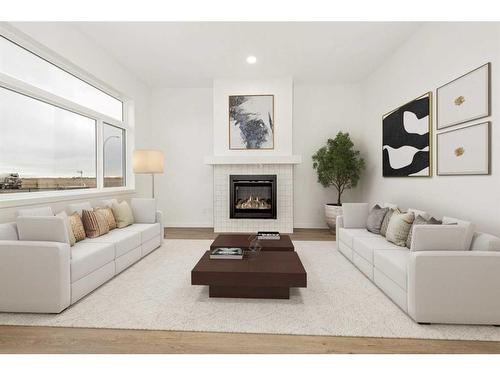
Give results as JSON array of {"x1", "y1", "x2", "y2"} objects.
[
  {"x1": 336, "y1": 215, "x2": 344, "y2": 229},
  {"x1": 156, "y1": 210, "x2": 164, "y2": 242},
  {"x1": 0, "y1": 240, "x2": 71, "y2": 313},
  {"x1": 408, "y1": 251, "x2": 500, "y2": 324}
]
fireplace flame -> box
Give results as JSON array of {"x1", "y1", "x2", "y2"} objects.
[{"x1": 236, "y1": 195, "x2": 271, "y2": 210}]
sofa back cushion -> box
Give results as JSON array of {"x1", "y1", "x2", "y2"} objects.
[
  {"x1": 410, "y1": 225, "x2": 469, "y2": 251},
  {"x1": 442, "y1": 216, "x2": 475, "y2": 250},
  {"x1": 470, "y1": 232, "x2": 500, "y2": 252},
  {"x1": 101, "y1": 199, "x2": 119, "y2": 208},
  {"x1": 17, "y1": 206, "x2": 53, "y2": 217},
  {"x1": 382, "y1": 202, "x2": 398, "y2": 210},
  {"x1": 408, "y1": 208, "x2": 430, "y2": 220},
  {"x1": 16, "y1": 216, "x2": 69, "y2": 243},
  {"x1": 342, "y1": 203, "x2": 369, "y2": 228},
  {"x1": 406, "y1": 215, "x2": 442, "y2": 248},
  {"x1": 67, "y1": 202, "x2": 93, "y2": 216},
  {"x1": 55, "y1": 211, "x2": 76, "y2": 246},
  {"x1": 81, "y1": 209, "x2": 110, "y2": 238},
  {"x1": 0, "y1": 222, "x2": 18, "y2": 240},
  {"x1": 69, "y1": 212, "x2": 86, "y2": 242},
  {"x1": 131, "y1": 198, "x2": 156, "y2": 224},
  {"x1": 366, "y1": 205, "x2": 389, "y2": 234},
  {"x1": 111, "y1": 201, "x2": 134, "y2": 228},
  {"x1": 386, "y1": 211, "x2": 415, "y2": 247}
]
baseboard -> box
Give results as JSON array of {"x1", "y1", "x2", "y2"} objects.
[
  {"x1": 293, "y1": 223, "x2": 329, "y2": 229},
  {"x1": 164, "y1": 223, "x2": 214, "y2": 228}
]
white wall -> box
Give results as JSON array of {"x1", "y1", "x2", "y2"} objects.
[
  {"x1": 150, "y1": 88, "x2": 214, "y2": 227},
  {"x1": 360, "y1": 23, "x2": 500, "y2": 235},
  {"x1": 293, "y1": 84, "x2": 363, "y2": 228},
  {"x1": 213, "y1": 77, "x2": 293, "y2": 156},
  {"x1": 0, "y1": 22, "x2": 152, "y2": 222}
]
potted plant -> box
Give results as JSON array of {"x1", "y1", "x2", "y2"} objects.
[{"x1": 312, "y1": 132, "x2": 365, "y2": 233}]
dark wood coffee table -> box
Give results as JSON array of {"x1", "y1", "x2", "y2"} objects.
[
  {"x1": 210, "y1": 234, "x2": 294, "y2": 252},
  {"x1": 191, "y1": 251, "x2": 307, "y2": 299}
]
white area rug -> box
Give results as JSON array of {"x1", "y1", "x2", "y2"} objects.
[{"x1": 1, "y1": 239, "x2": 500, "y2": 341}]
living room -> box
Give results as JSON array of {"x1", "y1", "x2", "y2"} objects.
[{"x1": 1, "y1": 0, "x2": 500, "y2": 371}]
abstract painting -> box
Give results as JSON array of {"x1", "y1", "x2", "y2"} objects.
[
  {"x1": 382, "y1": 92, "x2": 432, "y2": 177},
  {"x1": 437, "y1": 63, "x2": 490, "y2": 129},
  {"x1": 229, "y1": 95, "x2": 274, "y2": 149},
  {"x1": 437, "y1": 122, "x2": 490, "y2": 175}
]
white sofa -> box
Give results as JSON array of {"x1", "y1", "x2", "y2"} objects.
[
  {"x1": 336, "y1": 203, "x2": 500, "y2": 325},
  {"x1": 0, "y1": 198, "x2": 163, "y2": 313}
]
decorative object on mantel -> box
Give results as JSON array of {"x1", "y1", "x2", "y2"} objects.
[
  {"x1": 229, "y1": 94, "x2": 274, "y2": 150},
  {"x1": 437, "y1": 63, "x2": 490, "y2": 130},
  {"x1": 437, "y1": 122, "x2": 490, "y2": 175},
  {"x1": 382, "y1": 92, "x2": 432, "y2": 177},
  {"x1": 312, "y1": 132, "x2": 365, "y2": 233},
  {"x1": 133, "y1": 149, "x2": 164, "y2": 198}
]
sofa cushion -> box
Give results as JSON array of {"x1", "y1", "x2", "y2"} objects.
[
  {"x1": 16, "y1": 216, "x2": 69, "y2": 243},
  {"x1": 120, "y1": 223, "x2": 161, "y2": 243},
  {"x1": 84, "y1": 229, "x2": 141, "y2": 258},
  {"x1": 69, "y1": 212, "x2": 86, "y2": 242},
  {"x1": 408, "y1": 208, "x2": 430, "y2": 220},
  {"x1": 17, "y1": 206, "x2": 53, "y2": 217},
  {"x1": 0, "y1": 222, "x2": 18, "y2": 240},
  {"x1": 470, "y1": 232, "x2": 500, "y2": 252},
  {"x1": 70, "y1": 241, "x2": 115, "y2": 283},
  {"x1": 67, "y1": 202, "x2": 93, "y2": 216},
  {"x1": 94, "y1": 207, "x2": 117, "y2": 230},
  {"x1": 353, "y1": 236, "x2": 401, "y2": 264},
  {"x1": 101, "y1": 199, "x2": 119, "y2": 208},
  {"x1": 338, "y1": 227, "x2": 379, "y2": 248},
  {"x1": 131, "y1": 198, "x2": 156, "y2": 224},
  {"x1": 55, "y1": 211, "x2": 76, "y2": 246},
  {"x1": 82, "y1": 209, "x2": 110, "y2": 238},
  {"x1": 406, "y1": 215, "x2": 442, "y2": 248},
  {"x1": 411, "y1": 224, "x2": 470, "y2": 251},
  {"x1": 366, "y1": 205, "x2": 389, "y2": 234},
  {"x1": 374, "y1": 249, "x2": 410, "y2": 290},
  {"x1": 112, "y1": 201, "x2": 134, "y2": 228},
  {"x1": 442, "y1": 216, "x2": 476, "y2": 250},
  {"x1": 386, "y1": 211, "x2": 414, "y2": 247},
  {"x1": 342, "y1": 203, "x2": 369, "y2": 228},
  {"x1": 380, "y1": 208, "x2": 399, "y2": 237}
]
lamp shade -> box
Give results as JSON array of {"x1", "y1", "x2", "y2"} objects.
[{"x1": 133, "y1": 150, "x2": 164, "y2": 174}]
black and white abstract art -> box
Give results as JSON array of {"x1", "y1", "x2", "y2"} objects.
[
  {"x1": 382, "y1": 92, "x2": 432, "y2": 177},
  {"x1": 229, "y1": 95, "x2": 274, "y2": 149}
]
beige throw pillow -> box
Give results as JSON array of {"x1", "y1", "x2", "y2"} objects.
[
  {"x1": 111, "y1": 201, "x2": 134, "y2": 228},
  {"x1": 95, "y1": 207, "x2": 117, "y2": 230},
  {"x1": 69, "y1": 212, "x2": 86, "y2": 242},
  {"x1": 55, "y1": 211, "x2": 76, "y2": 246},
  {"x1": 380, "y1": 208, "x2": 400, "y2": 237},
  {"x1": 82, "y1": 209, "x2": 110, "y2": 238},
  {"x1": 386, "y1": 211, "x2": 415, "y2": 247}
]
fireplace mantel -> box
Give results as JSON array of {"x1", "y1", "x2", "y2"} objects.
[{"x1": 204, "y1": 155, "x2": 302, "y2": 165}]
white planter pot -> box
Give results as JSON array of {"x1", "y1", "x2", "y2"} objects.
[{"x1": 325, "y1": 204, "x2": 343, "y2": 233}]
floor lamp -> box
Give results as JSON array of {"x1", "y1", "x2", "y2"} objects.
[{"x1": 133, "y1": 149, "x2": 164, "y2": 199}]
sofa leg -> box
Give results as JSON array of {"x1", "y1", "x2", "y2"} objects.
[{"x1": 418, "y1": 322, "x2": 431, "y2": 325}]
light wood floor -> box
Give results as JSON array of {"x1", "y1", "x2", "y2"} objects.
[
  {"x1": 1, "y1": 228, "x2": 498, "y2": 354},
  {"x1": 165, "y1": 227, "x2": 336, "y2": 241},
  {"x1": 1, "y1": 325, "x2": 499, "y2": 354}
]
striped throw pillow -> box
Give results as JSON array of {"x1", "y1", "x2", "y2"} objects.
[
  {"x1": 95, "y1": 207, "x2": 117, "y2": 230},
  {"x1": 82, "y1": 209, "x2": 110, "y2": 238}
]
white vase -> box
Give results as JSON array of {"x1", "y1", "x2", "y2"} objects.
[{"x1": 325, "y1": 204, "x2": 343, "y2": 234}]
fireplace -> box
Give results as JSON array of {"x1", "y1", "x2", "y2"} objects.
[{"x1": 230, "y1": 175, "x2": 277, "y2": 219}]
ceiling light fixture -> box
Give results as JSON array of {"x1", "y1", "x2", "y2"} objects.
[{"x1": 246, "y1": 55, "x2": 257, "y2": 64}]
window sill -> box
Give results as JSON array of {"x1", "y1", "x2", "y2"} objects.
[{"x1": 0, "y1": 187, "x2": 136, "y2": 209}]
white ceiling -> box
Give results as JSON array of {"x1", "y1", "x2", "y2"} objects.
[{"x1": 73, "y1": 22, "x2": 422, "y2": 88}]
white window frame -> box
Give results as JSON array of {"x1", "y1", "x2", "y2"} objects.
[{"x1": 0, "y1": 24, "x2": 135, "y2": 208}]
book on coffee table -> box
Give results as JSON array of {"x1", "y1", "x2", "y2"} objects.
[
  {"x1": 210, "y1": 247, "x2": 244, "y2": 260},
  {"x1": 257, "y1": 231, "x2": 281, "y2": 240}
]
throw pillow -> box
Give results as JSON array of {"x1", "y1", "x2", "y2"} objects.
[
  {"x1": 366, "y1": 204, "x2": 389, "y2": 234},
  {"x1": 95, "y1": 207, "x2": 117, "y2": 230},
  {"x1": 406, "y1": 215, "x2": 442, "y2": 248},
  {"x1": 69, "y1": 212, "x2": 86, "y2": 242},
  {"x1": 111, "y1": 201, "x2": 134, "y2": 228},
  {"x1": 380, "y1": 208, "x2": 400, "y2": 237},
  {"x1": 55, "y1": 211, "x2": 76, "y2": 246},
  {"x1": 386, "y1": 211, "x2": 415, "y2": 247},
  {"x1": 81, "y1": 209, "x2": 110, "y2": 238}
]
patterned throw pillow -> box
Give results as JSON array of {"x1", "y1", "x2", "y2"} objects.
[
  {"x1": 366, "y1": 205, "x2": 389, "y2": 234},
  {"x1": 386, "y1": 211, "x2": 415, "y2": 247},
  {"x1": 69, "y1": 212, "x2": 86, "y2": 242},
  {"x1": 95, "y1": 207, "x2": 117, "y2": 230},
  {"x1": 406, "y1": 216, "x2": 442, "y2": 248},
  {"x1": 81, "y1": 209, "x2": 110, "y2": 238},
  {"x1": 111, "y1": 201, "x2": 134, "y2": 228},
  {"x1": 55, "y1": 211, "x2": 76, "y2": 246},
  {"x1": 380, "y1": 208, "x2": 400, "y2": 237}
]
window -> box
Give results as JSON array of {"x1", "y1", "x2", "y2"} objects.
[
  {"x1": 0, "y1": 35, "x2": 122, "y2": 121},
  {"x1": 0, "y1": 87, "x2": 96, "y2": 193},
  {"x1": 0, "y1": 31, "x2": 128, "y2": 197},
  {"x1": 103, "y1": 123, "x2": 125, "y2": 187}
]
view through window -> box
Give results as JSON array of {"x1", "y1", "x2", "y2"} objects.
[{"x1": 103, "y1": 123, "x2": 125, "y2": 187}]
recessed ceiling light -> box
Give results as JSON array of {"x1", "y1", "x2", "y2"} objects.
[{"x1": 246, "y1": 55, "x2": 257, "y2": 64}]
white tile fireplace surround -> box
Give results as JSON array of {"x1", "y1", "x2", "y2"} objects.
[{"x1": 213, "y1": 164, "x2": 294, "y2": 233}]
